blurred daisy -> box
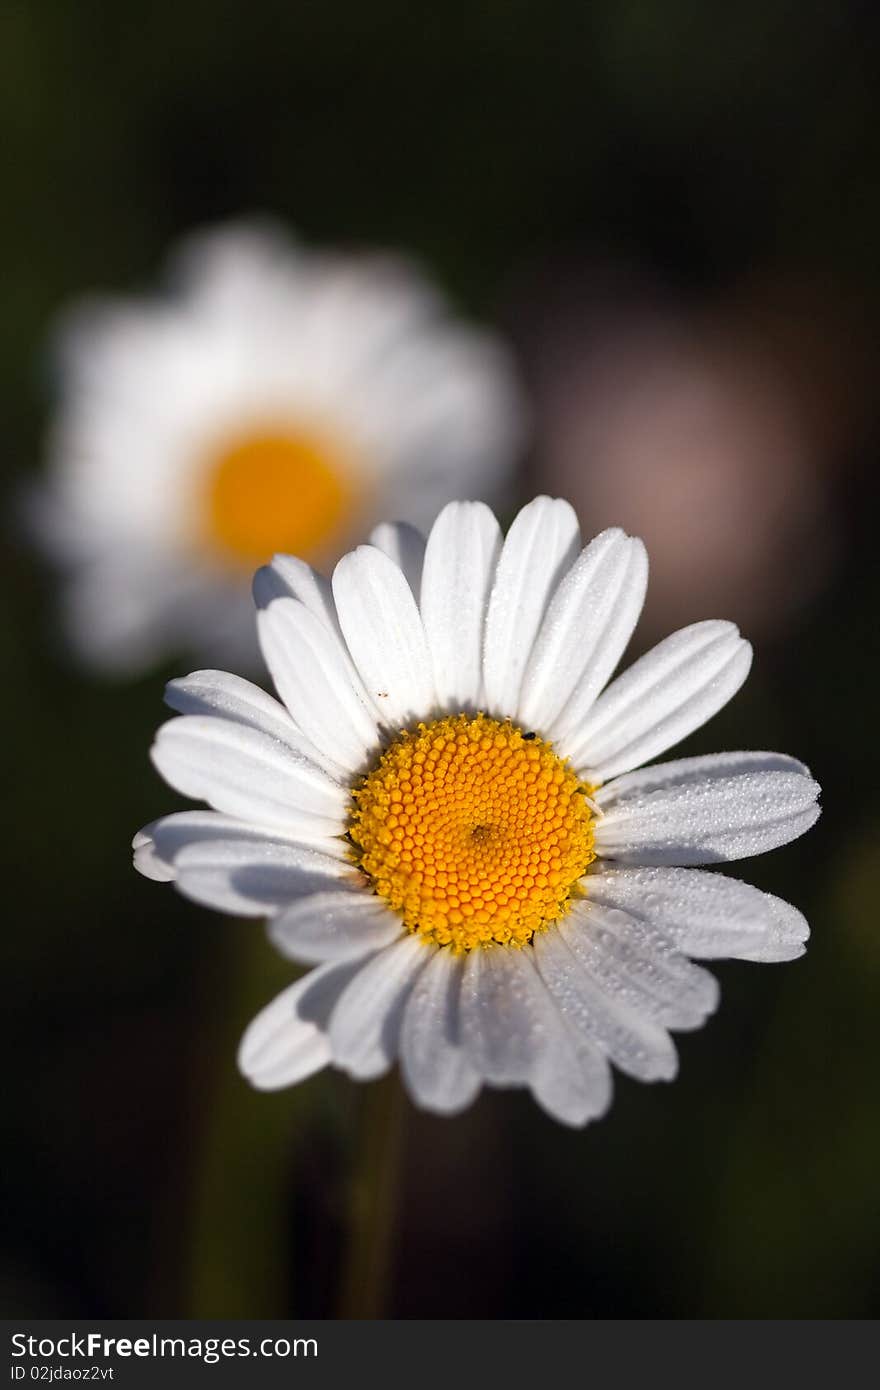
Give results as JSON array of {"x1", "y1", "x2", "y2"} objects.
[
  {"x1": 135, "y1": 497, "x2": 820, "y2": 1127},
  {"x1": 32, "y1": 222, "x2": 524, "y2": 673}
]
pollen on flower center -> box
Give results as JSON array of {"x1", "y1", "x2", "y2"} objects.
[
  {"x1": 201, "y1": 426, "x2": 358, "y2": 565},
  {"x1": 349, "y1": 714, "x2": 596, "y2": 951}
]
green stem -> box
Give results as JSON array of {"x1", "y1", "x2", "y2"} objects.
[
  {"x1": 185, "y1": 927, "x2": 309, "y2": 1317},
  {"x1": 337, "y1": 1074, "x2": 406, "y2": 1318}
]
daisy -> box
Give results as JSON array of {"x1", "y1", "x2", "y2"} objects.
[
  {"x1": 32, "y1": 221, "x2": 524, "y2": 673},
  {"x1": 134, "y1": 497, "x2": 820, "y2": 1127}
]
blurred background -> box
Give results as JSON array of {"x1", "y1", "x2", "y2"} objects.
[{"x1": 3, "y1": 0, "x2": 879, "y2": 1319}]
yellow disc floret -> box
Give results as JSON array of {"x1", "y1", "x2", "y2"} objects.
[
  {"x1": 201, "y1": 426, "x2": 359, "y2": 566},
  {"x1": 349, "y1": 714, "x2": 596, "y2": 951}
]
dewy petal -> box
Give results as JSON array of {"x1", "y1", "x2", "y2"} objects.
[
  {"x1": 332, "y1": 544, "x2": 437, "y2": 727},
  {"x1": 585, "y1": 865, "x2": 810, "y2": 962},
  {"x1": 482, "y1": 496, "x2": 581, "y2": 718},
  {"x1": 518, "y1": 529, "x2": 648, "y2": 733},
  {"x1": 594, "y1": 751, "x2": 821, "y2": 865},
  {"x1": 328, "y1": 934, "x2": 433, "y2": 1080},
  {"x1": 460, "y1": 943, "x2": 612, "y2": 1125},
  {"x1": 544, "y1": 536, "x2": 647, "y2": 756},
  {"x1": 151, "y1": 715, "x2": 347, "y2": 836},
  {"x1": 252, "y1": 554, "x2": 340, "y2": 629},
  {"x1": 253, "y1": 554, "x2": 356, "y2": 673},
  {"x1": 164, "y1": 668, "x2": 348, "y2": 780},
  {"x1": 569, "y1": 621, "x2": 753, "y2": 782},
  {"x1": 368, "y1": 521, "x2": 427, "y2": 603},
  {"x1": 269, "y1": 891, "x2": 405, "y2": 965},
  {"x1": 399, "y1": 948, "x2": 482, "y2": 1115},
  {"x1": 257, "y1": 598, "x2": 379, "y2": 773},
  {"x1": 533, "y1": 925, "x2": 678, "y2": 1082},
  {"x1": 598, "y1": 749, "x2": 813, "y2": 795},
  {"x1": 135, "y1": 808, "x2": 351, "y2": 884},
  {"x1": 459, "y1": 943, "x2": 541, "y2": 1084},
  {"x1": 172, "y1": 837, "x2": 356, "y2": 917},
  {"x1": 420, "y1": 501, "x2": 502, "y2": 710},
  {"x1": 238, "y1": 959, "x2": 365, "y2": 1092},
  {"x1": 519, "y1": 948, "x2": 613, "y2": 1127},
  {"x1": 134, "y1": 810, "x2": 244, "y2": 880},
  {"x1": 564, "y1": 900, "x2": 719, "y2": 1030},
  {"x1": 165, "y1": 668, "x2": 295, "y2": 740}
]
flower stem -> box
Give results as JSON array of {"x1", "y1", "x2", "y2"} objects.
[
  {"x1": 185, "y1": 928, "x2": 308, "y2": 1317},
  {"x1": 337, "y1": 1074, "x2": 406, "y2": 1318}
]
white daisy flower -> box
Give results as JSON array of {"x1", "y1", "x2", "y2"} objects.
[
  {"x1": 134, "y1": 497, "x2": 821, "y2": 1127},
  {"x1": 32, "y1": 221, "x2": 524, "y2": 673}
]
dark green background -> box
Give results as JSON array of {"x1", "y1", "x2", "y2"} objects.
[{"x1": 2, "y1": 0, "x2": 878, "y2": 1318}]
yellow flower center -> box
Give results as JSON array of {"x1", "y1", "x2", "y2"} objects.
[
  {"x1": 349, "y1": 714, "x2": 596, "y2": 951},
  {"x1": 201, "y1": 426, "x2": 359, "y2": 566}
]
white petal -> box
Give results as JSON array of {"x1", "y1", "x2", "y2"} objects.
[
  {"x1": 238, "y1": 960, "x2": 363, "y2": 1091},
  {"x1": 520, "y1": 949, "x2": 613, "y2": 1127},
  {"x1": 164, "y1": 668, "x2": 292, "y2": 736},
  {"x1": 460, "y1": 944, "x2": 612, "y2": 1125},
  {"x1": 595, "y1": 751, "x2": 821, "y2": 864},
  {"x1": 564, "y1": 900, "x2": 719, "y2": 1029},
  {"x1": 136, "y1": 807, "x2": 350, "y2": 883},
  {"x1": 332, "y1": 544, "x2": 436, "y2": 727},
  {"x1": 269, "y1": 891, "x2": 405, "y2": 964},
  {"x1": 569, "y1": 621, "x2": 753, "y2": 781},
  {"x1": 483, "y1": 497, "x2": 581, "y2": 718},
  {"x1": 369, "y1": 521, "x2": 427, "y2": 603},
  {"x1": 533, "y1": 926, "x2": 678, "y2": 1082},
  {"x1": 59, "y1": 553, "x2": 183, "y2": 676},
  {"x1": 328, "y1": 934, "x2": 433, "y2": 1079},
  {"x1": 134, "y1": 811, "x2": 242, "y2": 880},
  {"x1": 132, "y1": 823, "x2": 175, "y2": 881},
  {"x1": 238, "y1": 977, "x2": 332, "y2": 1091},
  {"x1": 544, "y1": 542, "x2": 647, "y2": 756},
  {"x1": 584, "y1": 865, "x2": 810, "y2": 962},
  {"x1": 399, "y1": 949, "x2": 481, "y2": 1115},
  {"x1": 519, "y1": 529, "x2": 647, "y2": 732},
  {"x1": 252, "y1": 553, "x2": 339, "y2": 629},
  {"x1": 257, "y1": 597, "x2": 379, "y2": 772},
  {"x1": 164, "y1": 668, "x2": 347, "y2": 780},
  {"x1": 459, "y1": 944, "x2": 539, "y2": 1084},
  {"x1": 598, "y1": 749, "x2": 812, "y2": 798},
  {"x1": 172, "y1": 836, "x2": 355, "y2": 916},
  {"x1": 419, "y1": 501, "x2": 502, "y2": 709},
  {"x1": 151, "y1": 715, "x2": 347, "y2": 836}
]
